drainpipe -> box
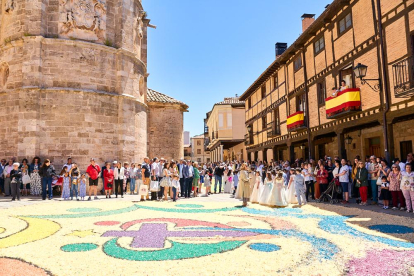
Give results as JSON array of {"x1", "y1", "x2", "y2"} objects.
[
  {"x1": 377, "y1": 0, "x2": 391, "y2": 163},
  {"x1": 302, "y1": 49, "x2": 313, "y2": 160}
]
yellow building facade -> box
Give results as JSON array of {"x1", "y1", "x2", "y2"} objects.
[{"x1": 205, "y1": 97, "x2": 247, "y2": 162}]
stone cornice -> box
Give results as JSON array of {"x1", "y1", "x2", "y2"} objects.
[
  {"x1": 1, "y1": 36, "x2": 147, "y2": 73},
  {"x1": 0, "y1": 87, "x2": 148, "y2": 109}
]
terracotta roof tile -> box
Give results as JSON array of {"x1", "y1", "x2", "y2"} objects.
[{"x1": 147, "y1": 89, "x2": 188, "y2": 109}]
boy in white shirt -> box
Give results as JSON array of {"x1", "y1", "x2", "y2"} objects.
[{"x1": 295, "y1": 168, "x2": 307, "y2": 206}]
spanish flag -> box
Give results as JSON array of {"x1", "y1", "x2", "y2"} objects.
[
  {"x1": 325, "y1": 88, "x2": 361, "y2": 118},
  {"x1": 287, "y1": 111, "x2": 305, "y2": 130}
]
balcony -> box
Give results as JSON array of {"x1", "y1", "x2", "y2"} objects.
[
  {"x1": 325, "y1": 88, "x2": 361, "y2": 119},
  {"x1": 244, "y1": 134, "x2": 253, "y2": 146},
  {"x1": 287, "y1": 111, "x2": 306, "y2": 132},
  {"x1": 267, "y1": 128, "x2": 281, "y2": 138},
  {"x1": 392, "y1": 56, "x2": 414, "y2": 97}
]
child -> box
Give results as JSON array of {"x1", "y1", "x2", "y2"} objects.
[
  {"x1": 379, "y1": 175, "x2": 391, "y2": 209},
  {"x1": 204, "y1": 173, "x2": 211, "y2": 197},
  {"x1": 259, "y1": 172, "x2": 273, "y2": 205},
  {"x1": 61, "y1": 172, "x2": 71, "y2": 200},
  {"x1": 268, "y1": 171, "x2": 288, "y2": 207},
  {"x1": 171, "y1": 174, "x2": 180, "y2": 202},
  {"x1": 224, "y1": 170, "x2": 233, "y2": 193},
  {"x1": 79, "y1": 173, "x2": 87, "y2": 201},
  {"x1": 294, "y1": 168, "x2": 307, "y2": 206},
  {"x1": 250, "y1": 171, "x2": 262, "y2": 203},
  {"x1": 232, "y1": 170, "x2": 239, "y2": 197}
]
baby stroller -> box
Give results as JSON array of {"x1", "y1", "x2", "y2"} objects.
[{"x1": 317, "y1": 178, "x2": 343, "y2": 204}]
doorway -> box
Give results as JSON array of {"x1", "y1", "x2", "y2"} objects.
[
  {"x1": 368, "y1": 137, "x2": 381, "y2": 157},
  {"x1": 400, "y1": 140, "x2": 413, "y2": 161},
  {"x1": 317, "y1": 144, "x2": 326, "y2": 160}
]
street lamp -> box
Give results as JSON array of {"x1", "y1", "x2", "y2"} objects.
[
  {"x1": 344, "y1": 135, "x2": 353, "y2": 145},
  {"x1": 353, "y1": 63, "x2": 381, "y2": 92},
  {"x1": 300, "y1": 144, "x2": 306, "y2": 150},
  {"x1": 247, "y1": 125, "x2": 252, "y2": 132}
]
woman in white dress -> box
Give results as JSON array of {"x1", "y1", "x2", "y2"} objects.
[
  {"x1": 268, "y1": 171, "x2": 288, "y2": 207},
  {"x1": 224, "y1": 170, "x2": 233, "y2": 193},
  {"x1": 286, "y1": 168, "x2": 298, "y2": 204},
  {"x1": 250, "y1": 171, "x2": 262, "y2": 203},
  {"x1": 259, "y1": 172, "x2": 273, "y2": 205}
]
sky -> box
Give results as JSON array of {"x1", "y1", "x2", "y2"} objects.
[{"x1": 145, "y1": 0, "x2": 328, "y2": 137}]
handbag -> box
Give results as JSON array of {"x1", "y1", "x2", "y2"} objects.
[
  {"x1": 376, "y1": 177, "x2": 382, "y2": 186},
  {"x1": 139, "y1": 184, "x2": 148, "y2": 196},
  {"x1": 150, "y1": 180, "x2": 159, "y2": 192},
  {"x1": 22, "y1": 175, "x2": 31, "y2": 185}
]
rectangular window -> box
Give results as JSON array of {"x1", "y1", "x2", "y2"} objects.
[
  {"x1": 273, "y1": 107, "x2": 280, "y2": 134},
  {"x1": 296, "y1": 93, "x2": 306, "y2": 112},
  {"x1": 338, "y1": 13, "x2": 352, "y2": 35},
  {"x1": 273, "y1": 75, "x2": 278, "y2": 90},
  {"x1": 314, "y1": 36, "x2": 325, "y2": 55},
  {"x1": 197, "y1": 149, "x2": 201, "y2": 154},
  {"x1": 227, "y1": 113, "x2": 232, "y2": 128},
  {"x1": 197, "y1": 140, "x2": 201, "y2": 146},
  {"x1": 262, "y1": 116, "x2": 267, "y2": 130},
  {"x1": 197, "y1": 158, "x2": 201, "y2": 162},
  {"x1": 261, "y1": 85, "x2": 266, "y2": 99},
  {"x1": 294, "y1": 56, "x2": 302, "y2": 72},
  {"x1": 340, "y1": 64, "x2": 354, "y2": 89},
  {"x1": 218, "y1": 114, "x2": 223, "y2": 128},
  {"x1": 247, "y1": 98, "x2": 251, "y2": 109},
  {"x1": 317, "y1": 81, "x2": 326, "y2": 105}
]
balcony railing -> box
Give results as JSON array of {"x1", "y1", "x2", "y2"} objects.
[
  {"x1": 244, "y1": 134, "x2": 253, "y2": 145},
  {"x1": 287, "y1": 111, "x2": 306, "y2": 132},
  {"x1": 325, "y1": 88, "x2": 361, "y2": 119},
  {"x1": 392, "y1": 56, "x2": 414, "y2": 98},
  {"x1": 267, "y1": 128, "x2": 281, "y2": 137}
]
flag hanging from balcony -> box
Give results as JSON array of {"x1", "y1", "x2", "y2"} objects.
[
  {"x1": 325, "y1": 88, "x2": 361, "y2": 119},
  {"x1": 287, "y1": 111, "x2": 305, "y2": 131}
]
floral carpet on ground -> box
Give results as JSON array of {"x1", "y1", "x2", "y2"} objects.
[{"x1": 0, "y1": 201, "x2": 413, "y2": 275}]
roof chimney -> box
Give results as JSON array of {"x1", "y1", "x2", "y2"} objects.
[
  {"x1": 301, "y1": 14, "x2": 315, "y2": 32},
  {"x1": 275, "y1": 42, "x2": 288, "y2": 59}
]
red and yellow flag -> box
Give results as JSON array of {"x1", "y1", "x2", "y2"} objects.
[
  {"x1": 287, "y1": 111, "x2": 305, "y2": 130},
  {"x1": 326, "y1": 88, "x2": 361, "y2": 118}
]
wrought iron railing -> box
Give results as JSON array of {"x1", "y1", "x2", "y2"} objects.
[{"x1": 392, "y1": 56, "x2": 414, "y2": 98}]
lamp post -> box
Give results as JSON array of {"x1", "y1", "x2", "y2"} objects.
[{"x1": 353, "y1": 61, "x2": 390, "y2": 163}]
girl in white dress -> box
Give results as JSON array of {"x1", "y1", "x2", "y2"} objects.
[
  {"x1": 224, "y1": 170, "x2": 233, "y2": 193},
  {"x1": 250, "y1": 171, "x2": 262, "y2": 203},
  {"x1": 268, "y1": 172, "x2": 288, "y2": 207},
  {"x1": 259, "y1": 172, "x2": 273, "y2": 205},
  {"x1": 286, "y1": 168, "x2": 298, "y2": 204}
]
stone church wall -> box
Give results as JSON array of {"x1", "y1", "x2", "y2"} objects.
[
  {"x1": 147, "y1": 104, "x2": 184, "y2": 161},
  {"x1": 0, "y1": 0, "x2": 148, "y2": 169}
]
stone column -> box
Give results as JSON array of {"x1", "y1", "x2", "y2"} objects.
[{"x1": 220, "y1": 145, "x2": 224, "y2": 162}]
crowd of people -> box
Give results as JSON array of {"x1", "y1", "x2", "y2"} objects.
[{"x1": 1, "y1": 153, "x2": 414, "y2": 214}]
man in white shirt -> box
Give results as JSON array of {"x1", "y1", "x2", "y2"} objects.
[
  {"x1": 63, "y1": 157, "x2": 73, "y2": 172},
  {"x1": 151, "y1": 158, "x2": 160, "y2": 201},
  {"x1": 336, "y1": 159, "x2": 350, "y2": 203},
  {"x1": 302, "y1": 163, "x2": 315, "y2": 201},
  {"x1": 393, "y1": 158, "x2": 406, "y2": 172}
]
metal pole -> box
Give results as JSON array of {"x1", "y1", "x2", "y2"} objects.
[{"x1": 377, "y1": 0, "x2": 391, "y2": 163}]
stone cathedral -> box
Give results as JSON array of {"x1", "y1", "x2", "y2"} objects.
[{"x1": 0, "y1": 0, "x2": 187, "y2": 167}]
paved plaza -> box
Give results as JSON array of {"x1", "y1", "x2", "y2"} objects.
[{"x1": 0, "y1": 194, "x2": 413, "y2": 276}]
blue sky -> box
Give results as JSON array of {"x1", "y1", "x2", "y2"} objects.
[{"x1": 145, "y1": 0, "x2": 328, "y2": 137}]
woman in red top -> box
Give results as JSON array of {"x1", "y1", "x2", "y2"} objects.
[
  {"x1": 103, "y1": 162, "x2": 114, "y2": 198},
  {"x1": 317, "y1": 164, "x2": 329, "y2": 196}
]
